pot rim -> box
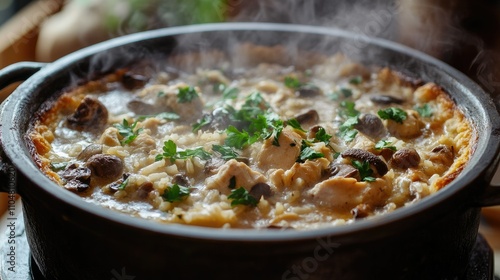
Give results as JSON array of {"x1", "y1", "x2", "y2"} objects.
[{"x1": 2, "y1": 22, "x2": 499, "y2": 242}]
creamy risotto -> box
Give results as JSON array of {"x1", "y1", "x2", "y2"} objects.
[{"x1": 29, "y1": 48, "x2": 474, "y2": 229}]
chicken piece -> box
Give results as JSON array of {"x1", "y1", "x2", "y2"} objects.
[
  {"x1": 273, "y1": 159, "x2": 329, "y2": 191},
  {"x1": 308, "y1": 177, "x2": 390, "y2": 212},
  {"x1": 386, "y1": 110, "x2": 424, "y2": 139},
  {"x1": 129, "y1": 133, "x2": 156, "y2": 154},
  {"x1": 257, "y1": 127, "x2": 302, "y2": 170},
  {"x1": 99, "y1": 127, "x2": 121, "y2": 147},
  {"x1": 206, "y1": 159, "x2": 267, "y2": 194}
]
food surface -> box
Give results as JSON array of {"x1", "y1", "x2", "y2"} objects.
[{"x1": 30, "y1": 48, "x2": 474, "y2": 229}]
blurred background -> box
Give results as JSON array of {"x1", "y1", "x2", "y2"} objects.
[{"x1": 0, "y1": 0, "x2": 499, "y2": 272}]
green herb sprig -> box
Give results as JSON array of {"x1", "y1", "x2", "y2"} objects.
[
  {"x1": 378, "y1": 107, "x2": 407, "y2": 123},
  {"x1": 228, "y1": 187, "x2": 258, "y2": 207},
  {"x1": 155, "y1": 140, "x2": 211, "y2": 162},
  {"x1": 352, "y1": 160, "x2": 376, "y2": 182},
  {"x1": 114, "y1": 119, "x2": 143, "y2": 145},
  {"x1": 162, "y1": 184, "x2": 190, "y2": 202}
]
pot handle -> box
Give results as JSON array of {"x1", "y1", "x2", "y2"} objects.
[
  {"x1": 0, "y1": 62, "x2": 46, "y2": 193},
  {"x1": 0, "y1": 62, "x2": 47, "y2": 90},
  {"x1": 476, "y1": 154, "x2": 500, "y2": 207}
]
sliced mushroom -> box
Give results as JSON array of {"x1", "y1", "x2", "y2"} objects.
[
  {"x1": 390, "y1": 148, "x2": 421, "y2": 169},
  {"x1": 64, "y1": 179, "x2": 90, "y2": 193},
  {"x1": 172, "y1": 174, "x2": 190, "y2": 187},
  {"x1": 326, "y1": 162, "x2": 360, "y2": 180},
  {"x1": 341, "y1": 148, "x2": 388, "y2": 177},
  {"x1": 293, "y1": 109, "x2": 319, "y2": 129},
  {"x1": 86, "y1": 154, "x2": 124, "y2": 181},
  {"x1": 296, "y1": 84, "x2": 321, "y2": 98},
  {"x1": 127, "y1": 99, "x2": 162, "y2": 115},
  {"x1": 204, "y1": 157, "x2": 225, "y2": 175},
  {"x1": 429, "y1": 145, "x2": 454, "y2": 166},
  {"x1": 122, "y1": 73, "x2": 149, "y2": 90},
  {"x1": 60, "y1": 164, "x2": 91, "y2": 184},
  {"x1": 136, "y1": 182, "x2": 154, "y2": 199},
  {"x1": 354, "y1": 114, "x2": 386, "y2": 139},
  {"x1": 307, "y1": 125, "x2": 322, "y2": 139},
  {"x1": 370, "y1": 94, "x2": 405, "y2": 105},
  {"x1": 77, "y1": 144, "x2": 103, "y2": 161},
  {"x1": 249, "y1": 182, "x2": 272, "y2": 200},
  {"x1": 67, "y1": 97, "x2": 108, "y2": 132},
  {"x1": 379, "y1": 148, "x2": 396, "y2": 161},
  {"x1": 109, "y1": 173, "x2": 130, "y2": 192}
]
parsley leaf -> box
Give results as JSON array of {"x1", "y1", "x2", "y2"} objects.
[
  {"x1": 118, "y1": 178, "x2": 129, "y2": 190},
  {"x1": 155, "y1": 140, "x2": 211, "y2": 162},
  {"x1": 352, "y1": 160, "x2": 376, "y2": 182},
  {"x1": 162, "y1": 184, "x2": 190, "y2": 202},
  {"x1": 337, "y1": 116, "x2": 359, "y2": 143},
  {"x1": 375, "y1": 140, "x2": 397, "y2": 151},
  {"x1": 50, "y1": 162, "x2": 68, "y2": 172},
  {"x1": 287, "y1": 118, "x2": 306, "y2": 132},
  {"x1": 415, "y1": 104, "x2": 433, "y2": 118},
  {"x1": 339, "y1": 101, "x2": 360, "y2": 118},
  {"x1": 212, "y1": 144, "x2": 239, "y2": 160},
  {"x1": 266, "y1": 119, "x2": 284, "y2": 147},
  {"x1": 284, "y1": 76, "x2": 302, "y2": 89},
  {"x1": 192, "y1": 115, "x2": 211, "y2": 132},
  {"x1": 177, "y1": 86, "x2": 199, "y2": 103},
  {"x1": 378, "y1": 107, "x2": 407, "y2": 123},
  {"x1": 114, "y1": 119, "x2": 143, "y2": 145},
  {"x1": 224, "y1": 126, "x2": 257, "y2": 149},
  {"x1": 228, "y1": 187, "x2": 258, "y2": 207},
  {"x1": 214, "y1": 83, "x2": 240, "y2": 100},
  {"x1": 314, "y1": 127, "x2": 332, "y2": 144},
  {"x1": 297, "y1": 140, "x2": 324, "y2": 163},
  {"x1": 349, "y1": 76, "x2": 363, "y2": 85}
]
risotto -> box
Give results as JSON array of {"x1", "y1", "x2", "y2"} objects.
[{"x1": 29, "y1": 47, "x2": 474, "y2": 229}]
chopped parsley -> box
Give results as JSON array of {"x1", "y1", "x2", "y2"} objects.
[
  {"x1": 284, "y1": 76, "x2": 302, "y2": 89},
  {"x1": 212, "y1": 144, "x2": 239, "y2": 160},
  {"x1": 297, "y1": 140, "x2": 324, "y2": 163},
  {"x1": 177, "y1": 86, "x2": 199, "y2": 103},
  {"x1": 162, "y1": 184, "x2": 190, "y2": 202},
  {"x1": 213, "y1": 83, "x2": 240, "y2": 100},
  {"x1": 114, "y1": 119, "x2": 143, "y2": 145},
  {"x1": 337, "y1": 116, "x2": 359, "y2": 143},
  {"x1": 50, "y1": 162, "x2": 68, "y2": 172},
  {"x1": 349, "y1": 76, "x2": 363, "y2": 85},
  {"x1": 352, "y1": 160, "x2": 376, "y2": 182},
  {"x1": 118, "y1": 178, "x2": 129, "y2": 190},
  {"x1": 339, "y1": 101, "x2": 360, "y2": 118},
  {"x1": 375, "y1": 140, "x2": 397, "y2": 151},
  {"x1": 224, "y1": 126, "x2": 258, "y2": 150},
  {"x1": 192, "y1": 115, "x2": 211, "y2": 132},
  {"x1": 266, "y1": 119, "x2": 284, "y2": 147},
  {"x1": 378, "y1": 107, "x2": 407, "y2": 123},
  {"x1": 314, "y1": 127, "x2": 332, "y2": 144},
  {"x1": 415, "y1": 104, "x2": 433, "y2": 118},
  {"x1": 155, "y1": 140, "x2": 211, "y2": 162},
  {"x1": 228, "y1": 187, "x2": 258, "y2": 207},
  {"x1": 287, "y1": 118, "x2": 306, "y2": 132}
]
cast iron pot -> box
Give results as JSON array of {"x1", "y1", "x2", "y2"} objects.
[{"x1": 0, "y1": 23, "x2": 499, "y2": 280}]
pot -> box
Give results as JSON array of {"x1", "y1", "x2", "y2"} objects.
[{"x1": 0, "y1": 23, "x2": 499, "y2": 280}]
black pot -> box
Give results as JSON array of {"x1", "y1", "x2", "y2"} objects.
[{"x1": 0, "y1": 23, "x2": 499, "y2": 280}]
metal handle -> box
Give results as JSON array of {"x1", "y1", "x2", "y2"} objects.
[
  {"x1": 476, "y1": 151, "x2": 500, "y2": 207},
  {"x1": 0, "y1": 61, "x2": 46, "y2": 193}
]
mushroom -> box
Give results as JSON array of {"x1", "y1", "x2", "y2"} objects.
[
  {"x1": 77, "y1": 144, "x2": 103, "y2": 161},
  {"x1": 370, "y1": 94, "x2": 405, "y2": 105},
  {"x1": 60, "y1": 164, "x2": 91, "y2": 184},
  {"x1": 109, "y1": 173, "x2": 130, "y2": 192},
  {"x1": 390, "y1": 148, "x2": 421, "y2": 169},
  {"x1": 86, "y1": 154, "x2": 124, "y2": 181},
  {"x1": 172, "y1": 174, "x2": 190, "y2": 187},
  {"x1": 296, "y1": 84, "x2": 321, "y2": 98},
  {"x1": 354, "y1": 114, "x2": 386, "y2": 139},
  {"x1": 249, "y1": 182, "x2": 272, "y2": 200},
  {"x1": 429, "y1": 145, "x2": 454, "y2": 166},
  {"x1": 121, "y1": 73, "x2": 149, "y2": 90},
  {"x1": 136, "y1": 181, "x2": 154, "y2": 199},
  {"x1": 204, "y1": 157, "x2": 225, "y2": 175},
  {"x1": 293, "y1": 109, "x2": 319, "y2": 129},
  {"x1": 326, "y1": 162, "x2": 360, "y2": 180},
  {"x1": 64, "y1": 179, "x2": 90, "y2": 193},
  {"x1": 67, "y1": 96, "x2": 109, "y2": 132},
  {"x1": 341, "y1": 148, "x2": 389, "y2": 177}
]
